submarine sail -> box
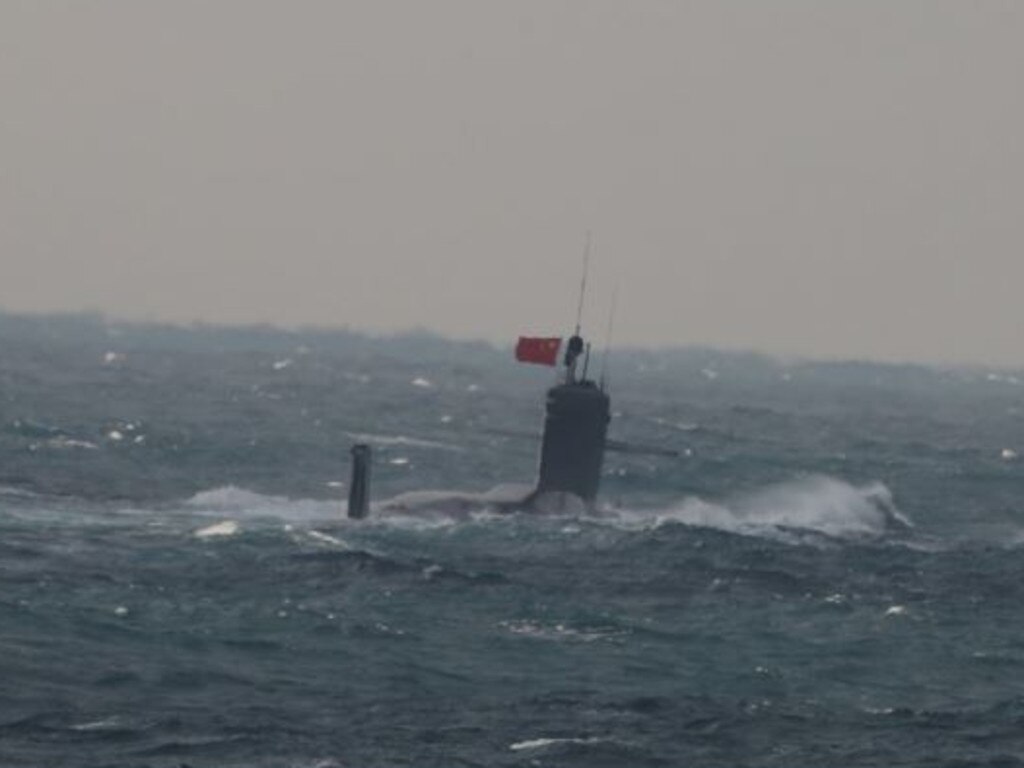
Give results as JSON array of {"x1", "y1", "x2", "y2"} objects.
[
  {"x1": 517, "y1": 328, "x2": 610, "y2": 507},
  {"x1": 535, "y1": 374, "x2": 610, "y2": 503}
]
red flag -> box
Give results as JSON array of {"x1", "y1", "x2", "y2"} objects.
[{"x1": 515, "y1": 336, "x2": 562, "y2": 366}]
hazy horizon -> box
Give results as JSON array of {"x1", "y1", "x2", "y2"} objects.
[
  {"x1": 3, "y1": 2, "x2": 1022, "y2": 366},
  {"x1": 11, "y1": 305, "x2": 1024, "y2": 376}
]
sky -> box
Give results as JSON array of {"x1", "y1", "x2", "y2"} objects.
[{"x1": 1, "y1": 1, "x2": 1022, "y2": 365}]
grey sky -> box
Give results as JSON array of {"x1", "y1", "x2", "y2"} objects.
[{"x1": 2, "y1": 2, "x2": 1022, "y2": 365}]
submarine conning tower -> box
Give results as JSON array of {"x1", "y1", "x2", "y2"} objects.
[{"x1": 534, "y1": 333, "x2": 611, "y2": 505}]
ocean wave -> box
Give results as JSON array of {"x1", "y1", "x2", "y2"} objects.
[
  {"x1": 0, "y1": 484, "x2": 39, "y2": 499},
  {"x1": 344, "y1": 431, "x2": 463, "y2": 452},
  {"x1": 175, "y1": 476, "x2": 911, "y2": 546},
  {"x1": 510, "y1": 736, "x2": 606, "y2": 751},
  {"x1": 183, "y1": 485, "x2": 339, "y2": 522},
  {"x1": 607, "y1": 475, "x2": 912, "y2": 542},
  {"x1": 193, "y1": 520, "x2": 240, "y2": 539},
  {"x1": 499, "y1": 619, "x2": 629, "y2": 644}
]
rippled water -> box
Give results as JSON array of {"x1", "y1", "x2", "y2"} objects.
[{"x1": 3, "y1": 313, "x2": 1024, "y2": 767}]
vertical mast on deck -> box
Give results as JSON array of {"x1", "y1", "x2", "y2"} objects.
[
  {"x1": 565, "y1": 234, "x2": 590, "y2": 384},
  {"x1": 599, "y1": 285, "x2": 618, "y2": 392}
]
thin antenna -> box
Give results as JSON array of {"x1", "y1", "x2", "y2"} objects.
[
  {"x1": 574, "y1": 232, "x2": 591, "y2": 335},
  {"x1": 599, "y1": 285, "x2": 619, "y2": 391}
]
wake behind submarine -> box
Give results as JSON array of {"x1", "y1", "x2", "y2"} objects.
[{"x1": 345, "y1": 323, "x2": 677, "y2": 519}]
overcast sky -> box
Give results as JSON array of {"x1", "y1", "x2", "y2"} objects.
[{"x1": 2, "y1": 2, "x2": 1022, "y2": 365}]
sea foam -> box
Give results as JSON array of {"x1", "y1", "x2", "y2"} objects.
[{"x1": 609, "y1": 475, "x2": 911, "y2": 542}]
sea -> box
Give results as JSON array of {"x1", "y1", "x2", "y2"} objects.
[{"x1": 3, "y1": 312, "x2": 1024, "y2": 768}]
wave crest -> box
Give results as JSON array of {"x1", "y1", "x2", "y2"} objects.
[
  {"x1": 184, "y1": 485, "x2": 338, "y2": 522},
  {"x1": 178, "y1": 476, "x2": 911, "y2": 543},
  {"x1": 619, "y1": 476, "x2": 911, "y2": 541}
]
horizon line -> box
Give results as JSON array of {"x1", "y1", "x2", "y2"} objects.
[{"x1": 1, "y1": 306, "x2": 1021, "y2": 374}]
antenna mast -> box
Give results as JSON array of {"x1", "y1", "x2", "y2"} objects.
[
  {"x1": 563, "y1": 233, "x2": 591, "y2": 384},
  {"x1": 574, "y1": 232, "x2": 591, "y2": 336},
  {"x1": 599, "y1": 285, "x2": 618, "y2": 391}
]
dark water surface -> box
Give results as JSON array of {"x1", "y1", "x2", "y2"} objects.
[{"x1": 3, "y1": 313, "x2": 1024, "y2": 767}]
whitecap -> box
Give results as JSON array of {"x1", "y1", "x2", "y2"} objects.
[
  {"x1": 46, "y1": 437, "x2": 99, "y2": 451},
  {"x1": 606, "y1": 476, "x2": 912, "y2": 542},
  {"x1": 194, "y1": 520, "x2": 240, "y2": 538},
  {"x1": 307, "y1": 530, "x2": 350, "y2": 548},
  {"x1": 986, "y1": 372, "x2": 1021, "y2": 384},
  {"x1": 499, "y1": 619, "x2": 627, "y2": 643},
  {"x1": 345, "y1": 431, "x2": 461, "y2": 452},
  {"x1": 650, "y1": 416, "x2": 699, "y2": 432},
  {"x1": 70, "y1": 717, "x2": 122, "y2": 731},
  {"x1": 183, "y1": 486, "x2": 338, "y2": 522},
  {"x1": 422, "y1": 564, "x2": 443, "y2": 579},
  {"x1": 510, "y1": 737, "x2": 603, "y2": 751},
  {"x1": 187, "y1": 486, "x2": 275, "y2": 510}
]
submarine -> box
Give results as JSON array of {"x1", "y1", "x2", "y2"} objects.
[
  {"x1": 345, "y1": 322, "x2": 677, "y2": 519},
  {"x1": 343, "y1": 255, "x2": 679, "y2": 519},
  {"x1": 346, "y1": 327, "x2": 607, "y2": 518}
]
